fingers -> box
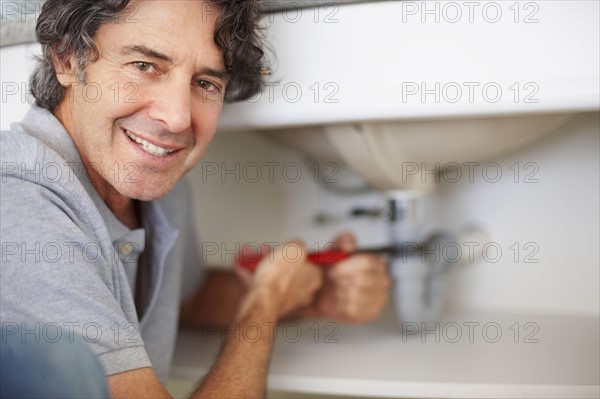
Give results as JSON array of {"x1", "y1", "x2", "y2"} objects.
[
  {"x1": 250, "y1": 240, "x2": 323, "y2": 318},
  {"x1": 328, "y1": 253, "x2": 387, "y2": 280},
  {"x1": 332, "y1": 230, "x2": 357, "y2": 253},
  {"x1": 322, "y1": 253, "x2": 391, "y2": 323},
  {"x1": 329, "y1": 265, "x2": 391, "y2": 301},
  {"x1": 253, "y1": 240, "x2": 308, "y2": 275},
  {"x1": 329, "y1": 281, "x2": 390, "y2": 323}
]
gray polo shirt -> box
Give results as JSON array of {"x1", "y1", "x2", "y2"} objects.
[{"x1": 0, "y1": 106, "x2": 204, "y2": 382}]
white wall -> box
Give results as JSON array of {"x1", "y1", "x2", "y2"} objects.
[
  {"x1": 0, "y1": 43, "x2": 39, "y2": 130},
  {"x1": 425, "y1": 112, "x2": 600, "y2": 316}
]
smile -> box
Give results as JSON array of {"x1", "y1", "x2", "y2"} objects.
[{"x1": 124, "y1": 129, "x2": 176, "y2": 157}]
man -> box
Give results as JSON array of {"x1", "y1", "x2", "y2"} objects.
[{"x1": 0, "y1": 0, "x2": 390, "y2": 397}]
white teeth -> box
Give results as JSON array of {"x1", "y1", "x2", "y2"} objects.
[{"x1": 125, "y1": 130, "x2": 174, "y2": 157}]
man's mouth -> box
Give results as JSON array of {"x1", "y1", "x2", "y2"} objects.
[{"x1": 124, "y1": 129, "x2": 176, "y2": 157}]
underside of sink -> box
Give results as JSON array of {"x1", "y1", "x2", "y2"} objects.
[{"x1": 260, "y1": 113, "x2": 572, "y2": 191}]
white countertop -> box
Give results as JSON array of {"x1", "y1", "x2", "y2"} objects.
[{"x1": 171, "y1": 307, "x2": 600, "y2": 398}]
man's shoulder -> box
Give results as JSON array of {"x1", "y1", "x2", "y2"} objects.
[
  {"x1": 1, "y1": 120, "x2": 107, "y2": 241},
  {"x1": 2, "y1": 128, "x2": 84, "y2": 198},
  {"x1": 1, "y1": 109, "x2": 86, "y2": 191},
  {"x1": 1, "y1": 123, "x2": 43, "y2": 164}
]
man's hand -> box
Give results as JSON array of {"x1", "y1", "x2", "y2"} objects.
[
  {"x1": 235, "y1": 240, "x2": 323, "y2": 319},
  {"x1": 310, "y1": 232, "x2": 391, "y2": 323},
  {"x1": 192, "y1": 241, "x2": 323, "y2": 398},
  {"x1": 233, "y1": 233, "x2": 390, "y2": 323}
]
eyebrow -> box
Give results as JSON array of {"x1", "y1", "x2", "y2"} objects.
[
  {"x1": 122, "y1": 45, "x2": 172, "y2": 63},
  {"x1": 121, "y1": 44, "x2": 229, "y2": 81}
]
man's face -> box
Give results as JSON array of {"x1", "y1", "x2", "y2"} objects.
[{"x1": 55, "y1": 0, "x2": 226, "y2": 201}]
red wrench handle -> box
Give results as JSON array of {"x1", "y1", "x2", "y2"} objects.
[{"x1": 237, "y1": 249, "x2": 350, "y2": 272}]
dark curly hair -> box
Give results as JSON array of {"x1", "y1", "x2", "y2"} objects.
[{"x1": 30, "y1": 0, "x2": 267, "y2": 111}]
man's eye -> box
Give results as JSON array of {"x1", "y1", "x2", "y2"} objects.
[
  {"x1": 197, "y1": 79, "x2": 219, "y2": 93},
  {"x1": 133, "y1": 62, "x2": 153, "y2": 72}
]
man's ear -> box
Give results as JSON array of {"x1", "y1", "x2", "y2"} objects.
[{"x1": 52, "y1": 52, "x2": 79, "y2": 88}]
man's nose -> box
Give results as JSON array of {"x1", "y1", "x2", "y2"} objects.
[{"x1": 149, "y1": 78, "x2": 192, "y2": 133}]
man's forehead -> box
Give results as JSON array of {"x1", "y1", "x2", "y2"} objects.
[
  {"x1": 121, "y1": 0, "x2": 220, "y2": 24},
  {"x1": 113, "y1": 0, "x2": 220, "y2": 43},
  {"x1": 100, "y1": 0, "x2": 225, "y2": 69}
]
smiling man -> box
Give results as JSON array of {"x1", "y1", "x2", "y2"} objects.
[
  {"x1": 51, "y1": 0, "x2": 229, "y2": 223},
  {"x1": 0, "y1": 0, "x2": 390, "y2": 397}
]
